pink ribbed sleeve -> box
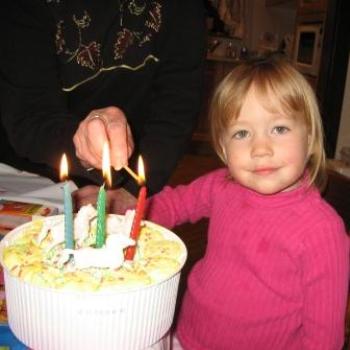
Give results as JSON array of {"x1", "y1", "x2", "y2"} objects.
[{"x1": 147, "y1": 169, "x2": 223, "y2": 228}]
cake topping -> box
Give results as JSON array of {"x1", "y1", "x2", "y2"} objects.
[
  {"x1": 59, "y1": 234, "x2": 135, "y2": 269},
  {"x1": 1, "y1": 207, "x2": 185, "y2": 291}
]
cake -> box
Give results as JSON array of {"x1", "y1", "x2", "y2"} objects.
[
  {"x1": 0, "y1": 205, "x2": 187, "y2": 350},
  {"x1": 2, "y1": 204, "x2": 184, "y2": 291}
]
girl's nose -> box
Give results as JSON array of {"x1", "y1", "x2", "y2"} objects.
[{"x1": 251, "y1": 135, "x2": 273, "y2": 158}]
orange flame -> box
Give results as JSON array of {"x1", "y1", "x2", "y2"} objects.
[
  {"x1": 137, "y1": 155, "x2": 146, "y2": 185},
  {"x1": 60, "y1": 153, "x2": 69, "y2": 181}
]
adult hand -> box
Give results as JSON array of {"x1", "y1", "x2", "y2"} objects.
[
  {"x1": 73, "y1": 106, "x2": 134, "y2": 171},
  {"x1": 73, "y1": 186, "x2": 137, "y2": 215}
]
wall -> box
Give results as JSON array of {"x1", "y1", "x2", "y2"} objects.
[{"x1": 335, "y1": 54, "x2": 350, "y2": 159}]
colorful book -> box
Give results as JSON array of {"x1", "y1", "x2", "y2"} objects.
[
  {"x1": 0, "y1": 267, "x2": 7, "y2": 324},
  {"x1": 0, "y1": 200, "x2": 58, "y2": 238}
]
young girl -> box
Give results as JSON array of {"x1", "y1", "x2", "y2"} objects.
[{"x1": 147, "y1": 57, "x2": 349, "y2": 349}]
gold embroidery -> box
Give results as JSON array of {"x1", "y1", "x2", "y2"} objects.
[
  {"x1": 55, "y1": 20, "x2": 65, "y2": 54},
  {"x1": 114, "y1": 1, "x2": 162, "y2": 60},
  {"x1": 73, "y1": 11, "x2": 91, "y2": 29},
  {"x1": 53, "y1": 3, "x2": 162, "y2": 90},
  {"x1": 114, "y1": 29, "x2": 135, "y2": 60},
  {"x1": 146, "y1": 2, "x2": 161, "y2": 32},
  {"x1": 76, "y1": 41, "x2": 101, "y2": 69},
  {"x1": 62, "y1": 54, "x2": 159, "y2": 92},
  {"x1": 56, "y1": 11, "x2": 101, "y2": 70},
  {"x1": 128, "y1": 0, "x2": 146, "y2": 16}
]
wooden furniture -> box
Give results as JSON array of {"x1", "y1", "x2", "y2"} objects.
[
  {"x1": 316, "y1": 0, "x2": 349, "y2": 157},
  {"x1": 293, "y1": 1, "x2": 327, "y2": 92},
  {"x1": 297, "y1": 0, "x2": 327, "y2": 14},
  {"x1": 293, "y1": 0, "x2": 349, "y2": 159},
  {"x1": 265, "y1": 0, "x2": 296, "y2": 7},
  {"x1": 324, "y1": 161, "x2": 350, "y2": 231}
]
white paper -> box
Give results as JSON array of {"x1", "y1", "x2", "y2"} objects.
[{"x1": 0, "y1": 163, "x2": 77, "y2": 213}]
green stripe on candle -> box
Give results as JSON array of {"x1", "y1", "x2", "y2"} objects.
[{"x1": 96, "y1": 184, "x2": 106, "y2": 248}]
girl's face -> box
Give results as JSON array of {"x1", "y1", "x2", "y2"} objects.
[{"x1": 222, "y1": 86, "x2": 310, "y2": 195}]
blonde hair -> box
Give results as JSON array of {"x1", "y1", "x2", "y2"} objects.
[{"x1": 210, "y1": 56, "x2": 326, "y2": 189}]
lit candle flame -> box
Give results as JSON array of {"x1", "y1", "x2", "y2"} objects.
[
  {"x1": 102, "y1": 142, "x2": 112, "y2": 188},
  {"x1": 137, "y1": 155, "x2": 146, "y2": 185},
  {"x1": 60, "y1": 153, "x2": 69, "y2": 181}
]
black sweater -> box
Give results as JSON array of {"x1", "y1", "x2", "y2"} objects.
[{"x1": 0, "y1": 0, "x2": 206, "y2": 195}]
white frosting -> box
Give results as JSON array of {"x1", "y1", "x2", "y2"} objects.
[
  {"x1": 106, "y1": 209, "x2": 134, "y2": 235},
  {"x1": 36, "y1": 206, "x2": 137, "y2": 269},
  {"x1": 59, "y1": 234, "x2": 135, "y2": 269},
  {"x1": 36, "y1": 207, "x2": 135, "y2": 250},
  {"x1": 74, "y1": 204, "x2": 97, "y2": 245},
  {"x1": 36, "y1": 216, "x2": 64, "y2": 249}
]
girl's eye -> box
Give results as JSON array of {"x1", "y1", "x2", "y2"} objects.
[
  {"x1": 232, "y1": 130, "x2": 249, "y2": 139},
  {"x1": 272, "y1": 126, "x2": 289, "y2": 135}
]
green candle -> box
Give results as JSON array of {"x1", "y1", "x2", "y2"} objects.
[{"x1": 95, "y1": 184, "x2": 106, "y2": 248}]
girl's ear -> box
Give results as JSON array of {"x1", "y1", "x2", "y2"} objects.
[
  {"x1": 307, "y1": 134, "x2": 312, "y2": 157},
  {"x1": 220, "y1": 142, "x2": 227, "y2": 164}
]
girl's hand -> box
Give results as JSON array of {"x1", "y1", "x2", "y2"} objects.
[{"x1": 73, "y1": 106, "x2": 134, "y2": 171}]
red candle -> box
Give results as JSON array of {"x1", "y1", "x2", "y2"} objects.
[{"x1": 125, "y1": 156, "x2": 147, "y2": 260}]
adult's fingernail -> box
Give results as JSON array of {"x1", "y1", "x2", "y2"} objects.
[
  {"x1": 113, "y1": 165, "x2": 122, "y2": 172},
  {"x1": 113, "y1": 160, "x2": 123, "y2": 171}
]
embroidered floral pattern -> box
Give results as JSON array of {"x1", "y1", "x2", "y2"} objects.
[
  {"x1": 128, "y1": 0, "x2": 146, "y2": 16},
  {"x1": 76, "y1": 41, "x2": 101, "y2": 69},
  {"x1": 52, "y1": 1, "x2": 162, "y2": 90},
  {"x1": 146, "y1": 2, "x2": 161, "y2": 32},
  {"x1": 73, "y1": 11, "x2": 91, "y2": 29},
  {"x1": 114, "y1": 1, "x2": 162, "y2": 61},
  {"x1": 54, "y1": 11, "x2": 101, "y2": 70},
  {"x1": 55, "y1": 20, "x2": 65, "y2": 54},
  {"x1": 114, "y1": 29, "x2": 135, "y2": 60}
]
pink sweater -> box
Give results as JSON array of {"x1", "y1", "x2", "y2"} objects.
[{"x1": 147, "y1": 168, "x2": 349, "y2": 350}]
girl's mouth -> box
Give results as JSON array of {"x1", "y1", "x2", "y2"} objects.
[{"x1": 253, "y1": 167, "x2": 276, "y2": 175}]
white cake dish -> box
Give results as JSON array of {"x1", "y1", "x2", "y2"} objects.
[{"x1": 0, "y1": 214, "x2": 187, "y2": 350}]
